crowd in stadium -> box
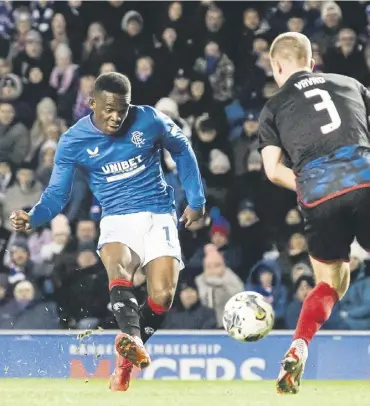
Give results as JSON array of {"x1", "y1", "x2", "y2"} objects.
[{"x1": 1, "y1": 0, "x2": 370, "y2": 331}]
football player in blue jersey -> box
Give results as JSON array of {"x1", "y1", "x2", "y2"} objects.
[{"x1": 10, "y1": 72, "x2": 206, "y2": 391}]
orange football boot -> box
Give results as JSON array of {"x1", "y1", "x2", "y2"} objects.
[
  {"x1": 114, "y1": 333, "x2": 151, "y2": 369},
  {"x1": 276, "y1": 339, "x2": 308, "y2": 395}
]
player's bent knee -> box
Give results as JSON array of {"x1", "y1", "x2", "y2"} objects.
[
  {"x1": 150, "y1": 288, "x2": 175, "y2": 309},
  {"x1": 310, "y1": 257, "x2": 350, "y2": 299}
]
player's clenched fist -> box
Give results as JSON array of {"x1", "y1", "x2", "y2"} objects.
[
  {"x1": 179, "y1": 206, "x2": 205, "y2": 228},
  {"x1": 10, "y1": 210, "x2": 30, "y2": 232}
]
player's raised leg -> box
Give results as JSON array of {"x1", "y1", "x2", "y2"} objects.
[
  {"x1": 140, "y1": 256, "x2": 179, "y2": 343},
  {"x1": 99, "y1": 242, "x2": 150, "y2": 392}
]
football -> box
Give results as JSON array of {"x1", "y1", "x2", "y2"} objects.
[{"x1": 223, "y1": 291, "x2": 275, "y2": 342}]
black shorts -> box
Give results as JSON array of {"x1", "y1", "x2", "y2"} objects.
[{"x1": 299, "y1": 187, "x2": 370, "y2": 262}]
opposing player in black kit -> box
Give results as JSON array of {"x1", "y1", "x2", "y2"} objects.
[{"x1": 259, "y1": 32, "x2": 370, "y2": 394}]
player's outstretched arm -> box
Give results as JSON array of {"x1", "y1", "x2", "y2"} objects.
[
  {"x1": 12, "y1": 133, "x2": 77, "y2": 231},
  {"x1": 158, "y1": 113, "x2": 206, "y2": 224}
]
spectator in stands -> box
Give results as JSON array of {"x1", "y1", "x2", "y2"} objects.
[
  {"x1": 27, "y1": 226, "x2": 53, "y2": 265},
  {"x1": 280, "y1": 208, "x2": 304, "y2": 247},
  {"x1": 156, "y1": 97, "x2": 191, "y2": 139},
  {"x1": 194, "y1": 40, "x2": 234, "y2": 103},
  {"x1": 232, "y1": 111, "x2": 259, "y2": 176},
  {"x1": 80, "y1": 22, "x2": 114, "y2": 76},
  {"x1": 279, "y1": 232, "x2": 311, "y2": 275},
  {"x1": 49, "y1": 44, "x2": 79, "y2": 118},
  {"x1": 158, "y1": 2, "x2": 188, "y2": 42},
  {"x1": 290, "y1": 262, "x2": 313, "y2": 284},
  {"x1": 339, "y1": 242, "x2": 370, "y2": 330},
  {"x1": 169, "y1": 68, "x2": 192, "y2": 107},
  {"x1": 324, "y1": 28, "x2": 368, "y2": 83},
  {"x1": 196, "y1": 244, "x2": 244, "y2": 327},
  {"x1": 4, "y1": 242, "x2": 36, "y2": 287},
  {"x1": 0, "y1": 1, "x2": 14, "y2": 42},
  {"x1": 99, "y1": 62, "x2": 117, "y2": 75},
  {"x1": 0, "y1": 71, "x2": 24, "y2": 104},
  {"x1": 287, "y1": 16, "x2": 305, "y2": 34},
  {"x1": 197, "y1": 6, "x2": 232, "y2": 59},
  {"x1": 182, "y1": 75, "x2": 210, "y2": 122},
  {"x1": 246, "y1": 258, "x2": 287, "y2": 326},
  {"x1": 36, "y1": 140, "x2": 57, "y2": 188},
  {"x1": 12, "y1": 29, "x2": 54, "y2": 109},
  {"x1": 311, "y1": 1, "x2": 342, "y2": 54},
  {"x1": 40, "y1": 214, "x2": 71, "y2": 264},
  {"x1": 0, "y1": 274, "x2": 9, "y2": 306},
  {"x1": 187, "y1": 210, "x2": 241, "y2": 272},
  {"x1": 238, "y1": 7, "x2": 271, "y2": 64},
  {"x1": 72, "y1": 74, "x2": 94, "y2": 122},
  {"x1": 11, "y1": 8, "x2": 32, "y2": 58},
  {"x1": 0, "y1": 280, "x2": 59, "y2": 329},
  {"x1": 180, "y1": 215, "x2": 210, "y2": 264},
  {"x1": 192, "y1": 115, "x2": 232, "y2": 210},
  {"x1": 116, "y1": 10, "x2": 152, "y2": 78},
  {"x1": 131, "y1": 56, "x2": 162, "y2": 106},
  {"x1": 285, "y1": 275, "x2": 315, "y2": 329},
  {"x1": 55, "y1": 242, "x2": 110, "y2": 329},
  {"x1": 76, "y1": 219, "x2": 97, "y2": 246},
  {"x1": 0, "y1": 102, "x2": 30, "y2": 166},
  {"x1": 56, "y1": 1, "x2": 87, "y2": 62},
  {"x1": 154, "y1": 27, "x2": 186, "y2": 94},
  {"x1": 2, "y1": 166, "x2": 43, "y2": 231},
  {"x1": 31, "y1": 0, "x2": 55, "y2": 38},
  {"x1": 0, "y1": 219, "x2": 11, "y2": 268},
  {"x1": 302, "y1": 0, "x2": 322, "y2": 37},
  {"x1": 27, "y1": 98, "x2": 66, "y2": 166},
  {"x1": 162, "y1": 280, "x2": 217, "y2": 329},
  {"x1": 312, "y1": 42, "x2": 324, "y2": 72},
  {"x1": 49, "y1": 13, "x2": 69, "y2": 53}
]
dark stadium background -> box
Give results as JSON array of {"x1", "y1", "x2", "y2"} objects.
[{"x1": 1, "y1": 0, "x2": 370, "y2": 332}]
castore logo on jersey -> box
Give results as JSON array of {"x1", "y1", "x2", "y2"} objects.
[{"x1": 87, "y1": 147, "x2": 99, "y2": 157}]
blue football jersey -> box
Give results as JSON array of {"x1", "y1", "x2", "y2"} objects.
[{"x1": 29, "y1": 105, "x2": 205, "y2": 228}]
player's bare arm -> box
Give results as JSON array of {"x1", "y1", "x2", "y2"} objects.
[{"x1": 261, "y1": 145, "x2": 297, "y2": 191}]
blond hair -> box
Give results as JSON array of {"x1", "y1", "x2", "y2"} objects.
[{"x1": 270, "y1": 32, "x2": 312, "y2": 64}]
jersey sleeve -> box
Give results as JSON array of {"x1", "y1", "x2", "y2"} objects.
[
  {"x1": 258, "y1": 104, "x2": 281, "y2": 151},
  {"x1": 154, "y1": 110, "x2": 206, "y2": 210},
  {"x1": 358, "y1": 81, "x2": 370, "y2": 122},
  {"x1": 28, "y1": 131, "x2": 77, "y2": 228}
]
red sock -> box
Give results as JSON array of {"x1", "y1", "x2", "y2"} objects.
[
  {"x1": 147, "y1": 296, "x2": 170, "y2": 315},
  {"x1": 109, "y1": 278, "x2": 132, "y2": 290},
  {"x1": 294, "y1": 282, "x2": 339, "y2": 345}
]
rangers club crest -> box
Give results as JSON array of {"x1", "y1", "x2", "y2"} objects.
[{"x1": 131, "y1": 131, "x2": 145, "y2": 148}]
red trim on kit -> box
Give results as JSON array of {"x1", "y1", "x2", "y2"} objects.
[
  {"x1": 310, "y1": 255, "x2": 349, "y2": 264},
  {"x1": 148, "y1": 297, "x2": 169, "y2": 315},
  {"x1": 109, "y1": 279, "x2": 133, "y2": 290},
  {"x1": 298, "y1": 183, "x2": 370, "y2": 208}
]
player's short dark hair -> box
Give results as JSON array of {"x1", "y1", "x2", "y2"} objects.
[{"x1": 94, "y1": 72, "x2": 131, "y2": 95}]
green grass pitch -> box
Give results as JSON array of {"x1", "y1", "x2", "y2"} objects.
[{"x1": 0, "y1": 380, "x2": 368, "y2": 406}]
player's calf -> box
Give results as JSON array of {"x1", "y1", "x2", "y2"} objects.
[
  {"x1": 100, "y1": 243, "x2": 142, "y2": 337},
  {"x1": 293, "y1": 259, "x2": 348, "y2": 346},
  {"x1": 141, "y1": 256, "x2": 179, "y2": 343},
  {"x1": 140, "y1": 295, "x2": 173, "y2": 343}
]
